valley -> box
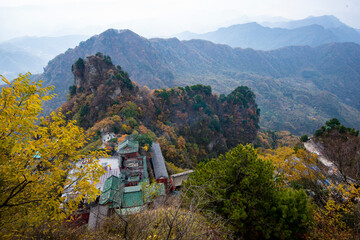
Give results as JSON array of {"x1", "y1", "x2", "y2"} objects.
[{"x1": 2, "y1": 8, "x2": 360, "y2": 238}]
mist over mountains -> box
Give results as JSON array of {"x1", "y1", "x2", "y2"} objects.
[
  {"x1": 269, "y1": 15, "x2": 349, "y2": 29},
  {"x1": 1, "y1": 15, "x2": 359, "y2": 135},
  {"x1": 32, "y1": 27, "x2": 360, "y2": 135},
  {"x1": 176, "y1": 15, "x2": 360, "y2": 50},
  {"x1": 3, "y1": 15, "x2": 360, "y2": 81},
  {"x1": 0, "y1": 35, "x2": 88, "y2": 79}
]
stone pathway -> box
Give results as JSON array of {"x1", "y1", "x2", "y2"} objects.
[{"x1": 304, "y1": 139, "x2": 337, "y2": 175}]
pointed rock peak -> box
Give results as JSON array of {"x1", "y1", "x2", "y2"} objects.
[
  {"x1": 72, "y1": 54, "x2": 116, "y2": 91},
  {"x1": 99, "y1": 28, "x2": 140, "y2": 38},
  {"x1": 70, "y1": 53, "x2": 134, "y2": 98}
]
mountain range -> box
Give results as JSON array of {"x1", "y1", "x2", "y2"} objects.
[
  {"x1": 3, "y1": 15, "x2": 360, "y2": 81},
  {"x1": 268, "y1": 15, "x2": 350, "y2": 29},
  {"x1": 33, "y1": 29, "x2": 360, "y2": 135},
  {"x1": 176, "y1": 15, "x2": 360, "y2": 50}
]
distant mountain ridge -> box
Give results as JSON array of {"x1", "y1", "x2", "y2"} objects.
[
  {"x1": 0, "y1": 35, "x2": 88, "y2": 79},
  {"x1": 176, "y1": 15, "x2": 360, "y2": 50},
  {"x1": 34, "y1": 29, "x2": 360, "y2": 135},
  {"x1": 0, "y1": 46, "x2": 44, "y2": 80},
  {"x1": 279, "y1": 15, "x2": 347, "y2": 29}
]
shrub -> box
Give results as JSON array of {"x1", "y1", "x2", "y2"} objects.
[
  {"x1": 300, "y1": 134, "x2": 309, "y2": 142},
  {"x1": 75, "y1": 57, "x2": 85, "y2": 71}
]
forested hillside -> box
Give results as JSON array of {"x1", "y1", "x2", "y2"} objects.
[
  {"x1": 34, "y1": 29, "x2": 360, "y2": 134},
  {"x1": 3, "y1": 55, "x2": 360, "y2": 240},
  {"x1": 62, "y1": 54, "x2": 259, "y2": 167}
]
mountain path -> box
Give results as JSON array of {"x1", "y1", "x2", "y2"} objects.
[{"x1": 304, "y1": 139, "x2": 337, "y2": 175}]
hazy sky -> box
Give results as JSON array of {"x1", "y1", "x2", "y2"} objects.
[{"x1": 1, "y1": 0, "x2": 359, "y2": 42}]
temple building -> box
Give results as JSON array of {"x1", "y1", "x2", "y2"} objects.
[
  {"x1": 87, "y1": 138, "x2": 193, "y2": 228},
  {"x1": 89, "y1": 139, "x2": 166, "y2": 228}
]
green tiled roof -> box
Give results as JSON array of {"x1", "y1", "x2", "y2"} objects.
[
  {"x1": 124, "y1": 185, "x2": 141, "y2": 193},
  {"x1": 99, "y1": 176, "x2": 122, "y2": 206},
  {"x1": 117, "y1": 139, "x2": 139, "y2": 154},
  {"x1": 99, "y1": 189, "x2": 121, "y2": 207},
  {"x1": 122, "y1": 187, "x2": 143, "y2": 208},
  {"x1": 99, "y1": 150, "x2": 153, "y2": 212},
  {"x1": 102, "y1": 175, "x2": 121, "y2": 192}
]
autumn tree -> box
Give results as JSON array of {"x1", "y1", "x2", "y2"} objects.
[
  {"x1": 310, "y1": 182, "x2": 360, "y2": 240},
  {"x1": 313, "y1": 119, "x2": 360, "y2": 183},
  {"x1": 259, "y1": 146, "x2": 330, "y2": 209},
  {"x1": 260, "y1": 147, "x2": 320, "y2": 182},
  {"x1": 309, "y1": 119, "x2": 360, "y2": 238},
  {"x1": 0, "y1": 74, "x2": 105, "y2": 237},
  {"x1": 258, "y1": 144, "x2": 360, "y2": 239}
]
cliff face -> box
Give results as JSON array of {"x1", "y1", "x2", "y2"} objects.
[
  {"x1": 62, "y1": 55, "x2": 260, "y2": 167},
  {"x1": 73, "y1": 55, "x2": 114, "y2": 91}
]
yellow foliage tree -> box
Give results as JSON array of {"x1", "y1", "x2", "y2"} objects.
[
  {"x1": 0, "y1": 74, "x2": 105, "y2": 237},
  {"x1": 260, "y1": 147, "x2": 360, "y2": 238},
  {"x1": 259, "y1": 147, "x2": 323, "y2": 184},
  {"x1": 87, "y1": 115, "x2": 122, "y2": 135},
  {"x1": 138, "y1": 125, "x2": 149, "y2": 134},
  {"x1": 117, "y1": 134, "x2": 128, "y2": 143},
  {"x1": 310, "y1": 183, "x2": 360, "y2": 239},
  {"x1": 176, "y1": 136, "x2": 186, "y2": 151}
]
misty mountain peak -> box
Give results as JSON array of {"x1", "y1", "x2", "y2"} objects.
[
  {"x1": 96, "y1": 29, "x2": 140, "y2": 39},
  {"x1": 284, "y1": 15, "x2": 345, "y2": 29}
]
